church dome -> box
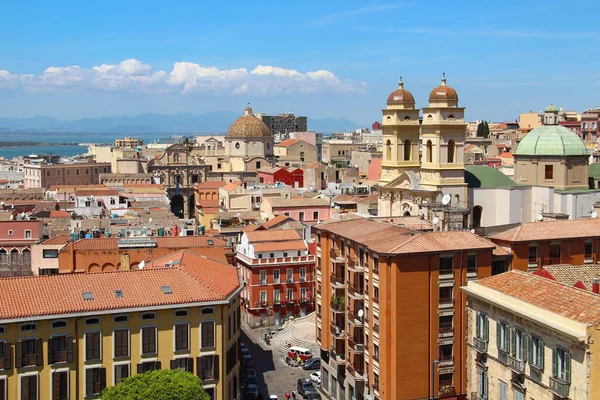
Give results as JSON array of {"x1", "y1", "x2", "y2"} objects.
[
  {"x1": 226, "y1": 106, "x2": 272, "y2": 139},
  {"x1": 545, "y1": 104, "x2": 559, "y2": 112},
  {"x1": 514, "y1": 125, "x2": 588, "y2": 156},
  {"x1": 429, "y1": 76, "x2": 458, "y2": 102},
  {"x1": 386, "y1": 80, "x2": 415, "y2": 105}
]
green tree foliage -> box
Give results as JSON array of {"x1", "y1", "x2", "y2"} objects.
[
  {"x1": 101, "y1": 369, "x2": 210, "y2": 400},
  {"x1": 476, "y1": 121, "x2": 490, "y2": 138}
]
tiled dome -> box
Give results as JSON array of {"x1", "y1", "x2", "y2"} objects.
[
  {"x1": 515, "y1": 125, "x2": 588, "y2": 156},
  {"x1": 429, "y1": 77, "x2": 458, "y2": 102},
  {"x1": 226, "y1": 107, "x2": 272, "y2": 139},
  {"x1": 386, "y1": 81, "x2": 415, "y2": 105}
]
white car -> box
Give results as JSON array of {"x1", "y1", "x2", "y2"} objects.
[
  {"x1": 310, "y1": 371, "x2": 321, "y2": 385},
  {"x1": 269, "y1": 396, "x2": 279, "y2": 400}
]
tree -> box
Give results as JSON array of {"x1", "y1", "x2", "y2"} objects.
[
  {"x1": 101, "y1": 369, "x2": 211, "y2": 400},
  {"x1": 476, "y1": 121, "x2": 490, "y2": 138}
]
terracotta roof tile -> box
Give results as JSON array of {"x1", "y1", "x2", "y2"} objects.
[
  {"x1": 76, "y1": 190, "x2": 119, "y2": 197},
  {"x1": 222, "y1": 181, "x2": 243, "y2": 192},
  {"x1": 275, "y1": 139, "x2": 302, "y2": 147},
  {"x1": 41, "y1": 234, "x2": 71, "y2": 245},
  {"x1": 196, "y1": 181, "x2": 227, "y2": 189},
  {"x1": 261, "y1": 215, "x2": 292, "y2": 228},
  {"x1": 0, "y1": 253, "x2": 240, "y2": 321},
  {"x1": 245, "y1": 229, "x2": 301, "y2": 243},
  {"x1": 476, "y1": 270, "x2": 600, "y2": 325},
  {"x1": 490, "y1": 219, "x2": 600, "y2": 242},
  {"x1": 253, "y1": 240, "x2": 307, "y2": 252},
  {"x1": 538, "y1": 264, "x2": 600, "y2": 290},
  {"x1": 70, "y1": 236, "x2": 226, "y2": 251},
  {"x1": 49, "y1": 211, "x2": 71, "y2": 219}
]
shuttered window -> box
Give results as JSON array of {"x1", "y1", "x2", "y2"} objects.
[
  {"x1": 114, "y1": 329, "x2": 129, "y2": 358},
  {"x1": 175, "y1": 324, "x2": 189, "y2": 352},
  {"x1": 137, "y1": 361, "x2": 161, "y2": 374},
  {"x1": 0, "y1": 378, "x2": 5, "y2": 400},
  {"x1": 141, "y1": 327, "x2": 157, "y2": 355},
  {"x1": 170, "y1": 357, "x2": 193, "y2": 373},
  {"x1": 85, "y1": 333, "x2": 101, "y2": 361},
  {"x1": 114, "y1": 364, "x2": 129, "y2": 385},
  {"x1": 52, "y1": 371, "x2": 68, "y2": 400},
  {"x1": 0, "y1": 342, "x2": 11, "y2": 370},
  {"x1": 201, "y1": 322, "x2": 215, "y2": 348},
  {"x1": 20, "y1": 375, "x2": 37, "y2": 400},
  {"x1": 48, "y1": 336, "x2": 72, "y2": 364},
  {"x1": 197, "y1": 355, "x2": 219, "y2": 381},
  {"x1": 85, "y1": 367, "x2": 106, "y2": 396},
  {"x1": 16, "y1": 339, "x2": 42, "y2": 368}
]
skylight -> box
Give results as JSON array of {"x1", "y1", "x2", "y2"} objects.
[
  {"x1": 82, "y1": 291, "x2": 94, "y2": 301},
  {"x1": 161, "y1": 285, "x2": 173, "y2": 295},
  {"x1": 114, "y1": 289, "x2": 124, "y2": 298}
]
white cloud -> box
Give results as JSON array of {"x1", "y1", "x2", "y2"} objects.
[{"x1": 0, "y1": 59, "x2": 366, "y2": 96}]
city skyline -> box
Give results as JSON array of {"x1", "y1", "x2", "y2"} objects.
[{"x1": 1, "y1": 0, "x2": 599, "y2": 125}]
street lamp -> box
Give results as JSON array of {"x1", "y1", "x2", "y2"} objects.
[{"x1": 431, "y1": 360, "x2": 440, "y2": 400}]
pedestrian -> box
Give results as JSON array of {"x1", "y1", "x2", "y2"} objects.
[
  {"x1": 285, "y1": 391, "x2": 291, "y2": 400},
  {"x1": 292, "y1": 389, "x2": 297, "y2": 398}
]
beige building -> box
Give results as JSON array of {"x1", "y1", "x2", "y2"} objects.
[
  {"x1": 273, "y1": 139, "x2": 317, "y2": 166},
  {"x1": 219, "y1": 181, "x2": 252, "y2": 212},
  {"x1": 321, "y1": 140, "x2": 363, "y2": 167},
  {"x1": 351, "y1": 149, "x2": 382, "y2": 177},
  {"x1": 519, "y1": 112, "x2": 543, "y2": 131},
  {"x1": 463, "y1": 270, "x2": 600, "y2": 400},
  {"x1": 30, "y1": 234, "x2": 70, "y2": 275},
  {"x1": 514, "y1": 106, "x2": 589, "y2": 190}
]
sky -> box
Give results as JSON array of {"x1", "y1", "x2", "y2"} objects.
[{"x1": 1, "y1": 0, "x2": 599, "y2": 126}]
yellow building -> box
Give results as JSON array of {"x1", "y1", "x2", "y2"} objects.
[
  {"x1": 115, "y1": 137, "x2": 143, "y2": 148},
  {"x1": 0, "y1": 250, "x2": 242, "y2": 400}
]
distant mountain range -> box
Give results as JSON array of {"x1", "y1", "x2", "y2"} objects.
[{"x1": 0, "y1": 112, "x2": 362, "y2": 134}]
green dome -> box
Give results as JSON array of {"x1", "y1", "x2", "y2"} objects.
[
  {"x1": 515, "y1": 125, "x2": 588, "y2": 156},
  {"x1": 545, "y1": 104, "x2": 559, "y2": 112}
]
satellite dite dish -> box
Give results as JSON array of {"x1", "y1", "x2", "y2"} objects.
[
  {"x1": 418, "y1": 208, "x2": 424, "y2": 217},
  {"x1": 536, "y1": 214, "x2": 543, "y2": 221},
  {"x1": 138, "y1": 261, "x2": 145, "y2": 270},
  {"x1": 471, "y1": 229, "x2": 475, "y2": 234},
  {"x1": 358, "y1": 309, "x2": 364, "y2": 318},
  {"x1": 432, "y1": 217, "x2": 439, "y2": 225},
  {"x1": 442, "y1": 194, "x2": 451, "y2": 206},
  {"x1": 592, "y1": 212, "x2": 598, "y2": 219}
]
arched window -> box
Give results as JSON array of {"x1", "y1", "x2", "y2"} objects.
[
  {"x1": 447, "y1": 140, "x2": 455, "y2": 163},
  {"x1": 403, "y1": 140, "x2": 411, "y2": 161},
  {"x1": 173, "y1": 153, "x2": 180, "y2": 163},
  {"x1": 473, "y1": 205, "x2": 483, "y2": 228},
  {"x1": 386, "y1": 140, "x2": 392, "y2": 161},
  {"x1": 426, "y1": 140, "x2": 433, "y2": 163}
]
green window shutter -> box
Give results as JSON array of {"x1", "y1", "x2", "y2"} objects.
[
  {"x1": 510, "y1": 329, "x2": 516, "y2": 356},
  {"x1": 484, "y1": 315, "x2": 489, "y2": 341},
  {"x1": 540, "y1": 341, "x2": 545, "y2": 371},
  {"x1": 552, "y1": 348, "x2": 558, "y2": 377},
  {"x1": 521, "y1": 332, "x2": 527, "y2": 362},
  {"x1": 476, "y1": 313, "x2": 481, "y2": 337},
  {"x1": 496, "y1": 321, "x2": 501, "y2": 348},
  {"x1": 528, "y1": 336, "x2": 533, "y2": 365},
  {"x1": 565, "y1": 352, "x2": 571, "y2": 383}
]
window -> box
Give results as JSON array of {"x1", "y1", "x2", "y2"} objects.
[
  {"x1": 467, "y1": 254, "x2": 477, "y2": 274},
  {"x1": 43, "y1": 249, "x2": 59, "y2": 259},
  {"x1": 545, "y1": 165, "x2": 553, "y2": 180},
  {"x1": 114, "y1": 364, "x2": 129, "y2": 385},
  {"x1": 260, "y1": 270, "x2": 267, "y2": 285},
  {"x1": 373, "y1": 344, "x2": 379, "y2": 361},
  {"x1": 373, "y1": 257, "x2": 379, "y2": 273},
  {"x1": 299, "y1": 211, "x2": 304, "y2": 221},
  {"x1": 85, "y1": 318, "x2": 100, "y2": 326},
  {"x1": 549, "y1": 244, "x2": 561, "y2": 262},
  {"x1": 256, "y1": 161, "x2": 261, "y2": 169},
  {"x1": 286, "y1": 288, "x2": 294, "y2": 300},
  {"x1": 499, "y1": 380, "x2": 507, "y2": 400},
  {"x1": 21, "y1": 375, "x2": 38, "y2": 400},
  {"x1": 439, "y1": 256, "x2": 453, "y2": 275},
  {"x1": 201, "y1": 308, "x2": 214, "y2": 315},
  {"x1": 49, "y1": 336, "x2": 72, "y2": 364},
  {"x1": 201, "y1": 321, "x2": 215, "y2": 348},
  {"x1": 174, "y1": 310, "x2": 189, "y2": 318},
  {"x1": 300, "y1": 287, "x2": 307, "y2": 300},
  {"x1": 439, "y1": 315, "x2": 453, "y2": 332},
  {"x1": 175, "y1": 324, "x2": 189, "y2": 352},
  {"x1": 259, "y1": 291, "x2": 267, "y2": 305},
  {"x1": 286, "y1": 268, "x2": 293, "y2": 283},
  {"x1": 85, "y1": 332, "x2": 101, "y2": 361},
  {"x1": 24, "y1": 230, "x2": 32, "y2": 239},
  {"x1": 439, "y1": 372, "x2": 453, "y2": 389},
  {"x1": 52, "y1": 370, "x2": 68, "y2": 400},
  {"x1": 585, "y1": 241, "x2": 594, "y2": 262},
  {"x1": 511, "y1": 328, "x2": 526, "y2": 361},
  {"x1": 197, "y1": 355, "x2": 219, "y2": 381},
  {"x1": 18, "y1": 339, "x2": 41, "y2": 367},
  {"x1": 553, "y1": 347, "x2": 571, "y2": 383},
  {"x1": 205, "y1": 388, "x2": 215, "y2": 400},
  {"x1": 85, "y1": 367, "x2": 106, "y2": 396},
  {"x1": 51, "y1": 321, "x2": 67, "y2": 329},
  {"x1": 137, "y1": 361, "x2": 161, "y2": 373},
  {"x1": 439, "y1": 344, "x2": 453, "y2": 362},
  {"x1": 447, "y1": 140, "x2": 455, "y2": 163},
  {"x1": 114, "y1": 329, "x2": 129, "y2": 358},
  {"x1": 439, "y1": 286, "x2": 453, "y2": 303},
  {"x1": 513, "y1": 389, "x2": 524, "y2": 400},
  {"x1": 269, "y1": 253, "x2": 275, "y2": 258},
  {"x1": 7, "y1": 231, "x2": 12, "y2": 236},
  {"x1": 75, "y1": 169, "x2": 79, "y2": 176},
  {"x1": 477, "y1": 368, "x2": 488, "y2": 400},
  {"x1": 113, "y1": 315, "x2": 128, "y2": 323},
  {"x1": 141, "y1": 327, "x2": 157, "y2": 355},
  {"x1": 373, "y1": 286, "x2": 379, "y2": 302},
  {"x1": 273, "y1": 289, "x2": 281, "y2": 303},
  {"x1": 475, "y1": 312, "x2": 488, "y2": 341},
  {"x1": 313, "y1": 211, "x2": 319, "y2": 220},
  {"x1": 300, "y1": 267, "x2": 306, "y2": 281},
  {"x1": 171, "y1": 357, "x2": 193, "y2": 372},
  {"x1": 283, "y1": 212, "x2": 290, "y2": 217},
  {"x1": 530, "y1": 336, "x2": 545, "y2": 370},
  {"x1": 528, "y1": 245, "x2": 538, "y2": 264},
  {"x1": 273, "y1": 269, "x2": 280, "y2": 284},
  {"x1": 496, "y1": 322, "x2": 510, "y2": 351}
]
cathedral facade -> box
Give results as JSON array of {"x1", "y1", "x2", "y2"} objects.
[{"x1": 378, "y1": 76, "x2": 469, "y2": 230}]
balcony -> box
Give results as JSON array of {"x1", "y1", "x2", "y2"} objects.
[
  {"x1": 236, "y1": 252, "x2": 316, "y2": 266},
  {"x1": 347, "y1": 258, "x2": 364, "y2": 273},
  {"x1": 498, "y1": 349, "x2": 508, "y2": 365},
  {"x1": 348, "y1": 337, "x2": 365, "y2": 353},
  {"x1": 347, "y1": 310, "x2": 364, "y2": 326},
  {"x1": 471, "y1": 393, "x2": 484, "y2": 400},
  {"x1": 549, "y1": 376, "x2": 570, "y2": 398},
  {"x1": 373, "y1": 324, "x2": 379, "y2": 334},
  {"x1": 473, "y1": 337, "x2": 487, "y2": 354},
  {"x1": 346, "y1": 364, "x2": 365, "y2": 380},
  {"x1": 507, "y1": 355, "x2": 525, "y2": 374},
  {"x1": 438, "y1": 355, "x2": 454, "y2": 367},
  {"x1": 330, "y1": 323, "x2": 345, "y2": 338},
  {"x1": 439, "y1": 324, "x2": 454, "y2": 338},
  {"x1": 348, "y1": 285, "x2": 365, "y2": 299},
  {"x1": 542, "y1": 256, "x2": 573, "y2": 266},
  {"x1": 330, "y1": 274, "x2": 345, "y2": 288},
  {"x1": 330, "y1": 249, "x2": 343, "y2": 262}
]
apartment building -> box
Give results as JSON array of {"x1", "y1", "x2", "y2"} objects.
[
  {"x1": 115, "y1": 136, "x2": 143, "y2": 148},
  {"x1": 489, "y1": 218, "x2": 600, "y2": 272},
  {"x1": 314, "y1": 218, "x2": 509, "y2": 400},
  {"x1": 57, "y1": 236, "x2": 230, "y2": 273},
  {"x1": 0, "y1": 250, "x2": 242, "y2": 400},
  {"x1": 260, "y1": 197, "x2": 330, "y2": 224},
  {"x1": 462, "y1": 270, "x2": 600, "y2": 400},
  {"x1": 23, "y1": 163, "x2": 112, "y2": 189},
  {"x1": 257, "y1": 113, "x2": 307, "y2": 135},
  {"x1": 0, "y1": 220, "x2": 41, "y2": 276},
  {"x1": 236, "y1": 229, "x2": 315, "y2": 327}
]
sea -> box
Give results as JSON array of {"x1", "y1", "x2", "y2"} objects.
[{"x1": 0, "y1": 145, "x2": 87, "y2": 159}]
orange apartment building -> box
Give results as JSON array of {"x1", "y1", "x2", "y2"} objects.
[
  {"x1": 57, "y1": 236, "x2": 232, "y2": 273},
  {"x1": 236, "y1": 229, "x2": 316, "y2": 327},
  {"x1": 315, "y1": 218, "x2": 510, "y2": 400},
  {"x1": 489, "y1": 218, "x2": 600, "y2": 273}
]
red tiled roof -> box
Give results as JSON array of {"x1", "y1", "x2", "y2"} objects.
[
  {"x1": 70, "y1": 236, "x2": 226, "y2": 251},
  {"x1": 49, "y1": 185, "x2": 106, "y2": 192},
  {"x1": 243, "y1": 225, "x2": 261, "y2": 232},
  {"x1": 49, "y1": 211, "x2": 71, "y2": 219},
  {"x1": 245, "y1": 229, "x2": 301, "y2": 243},
  {"x1": 261, "y1": 215, "x2": 292, "y2": 228},
  {"x1": 490, "y1": 219, "x2": 600, "y2": 242},
  {"x1": 275, "y1": 139, "x2": 302, "y2": 147},
  {"x1": 537, "y1": 264, "x2": 600, "y2": 291},
  {"x1": 0, "y1": 254, "x2": 240, "y2": 320},
  {"x1": 221, "y1": 181, "x2": 243, "y2": 192},
  {"x1": 253, "y1": 240, "x2": 307, "y2": 252},
  {"x1": 499, "y1": 152, "x2": 513, "y2": 159},
  {"x1": 196, "y1": 181, "x2": 227, "y2": 189},
  {"x1": 476, "y1": 270, "x2": 600, "y2": 325},
  {"x1": 76, "y1": 190, "x2": 119, "y2": 197},
  {"x1": 41, "y1": 234, "x2": 71, "y2": 245}
]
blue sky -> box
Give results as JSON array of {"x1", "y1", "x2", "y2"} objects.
[{"x1": 1, "y1": 0, "x2": 599, "y2": 125}]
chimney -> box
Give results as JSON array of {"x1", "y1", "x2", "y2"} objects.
[{"x1": 593, "y1": 278, "x2": 600, "y2": 295}]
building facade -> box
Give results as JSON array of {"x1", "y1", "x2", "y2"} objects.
[
  {"x1": 236, "y1": 229, "x2": 316, "y2": 327},
  {"x1": 0, "y1": 251, "x2": 242, "y2": 400},
  {"x1": 115, "y1": 137, "x2": 143, "y2": 148},
  {"x1": 23, "y1": 163, "x2": 112, "y2": 190},
  {"x1": 257, "y1": 113, "x2": 307, "y2": 135},
  {"x1": 0, "y1": 220, "x2": 41, "y2": 276},
  {"x1": 314, "y1": 218, "x2": 508, "y2": 400},
  {"x1": 260, "y1": 197, "x2": 330, "y2": 224},
  {"x1": 463, "y1": 271, "x2": 600, "y2": 400}
]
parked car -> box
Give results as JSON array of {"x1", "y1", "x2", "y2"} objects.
[
  {"x1": 246, "y1": 384, "x2": 259, "y2": 397},
  {"x1": 241, "y1": 347, "x2": 253, "y2": 362},
  {"x1": 245, "y1": 367, "x2": 257, "y2": 379},
  {"x1": 310, "y1": 371, "x2": 321, "y2": 385},
  {"x1": 297, "y1": 378, "x2": 317, "y2": 398},
  {"x1": 241, "y1": 343, "x2": 248, "y2": 351},
  {"x1": 288, "y1": 346, "x2": 313, "y2": 363},
  {"x1": 302, "y1": 358, "x2": 321, "y2": 370},
  {"x1": 269, "y1": 396, "x2": 279, "y2": 400},
  {"x1": 246, "y1": 376, "x2": 258, "y2": 386},
  {"x1": 306, "y1": 394, "x2": 322, "y2": 400}
]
